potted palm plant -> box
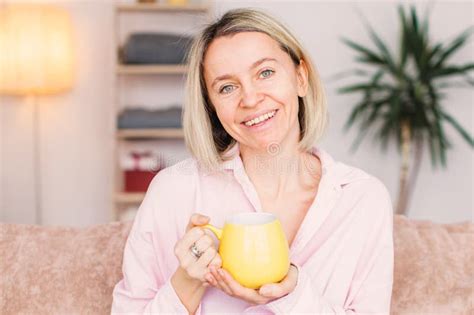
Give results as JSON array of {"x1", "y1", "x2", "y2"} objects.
[{"x1": 336, "y1": 4, "x2": 473, "y2": 215}]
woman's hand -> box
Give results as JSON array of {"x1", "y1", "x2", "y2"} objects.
[
  {"x1": 206, "y1": 264, "x2": 298, "y2": 305},
  {"x1": 173, "y1": 213, "x2": 222, "y2": 285},
  {"x1": 171, "y1": 213, "x2": 222, "y2": 314}
]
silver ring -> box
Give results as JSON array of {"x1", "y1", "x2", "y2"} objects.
[{"x1": 190, "y1": 242, "x2": 203, "y2": 259}]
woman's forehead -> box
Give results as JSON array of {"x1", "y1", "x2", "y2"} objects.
[
  {"x1": 203, "y1": 32, "x2": 288, "y2": 77},
  {"x1": 205, "y1": 32, "x2": 281, "y2": 63}
]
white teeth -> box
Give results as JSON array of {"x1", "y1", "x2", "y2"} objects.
[{"x1": 244, "y1": 110, "x2": 276, "y2": 126}]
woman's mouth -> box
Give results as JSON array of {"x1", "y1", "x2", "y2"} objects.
[{"x1": 241, "y1": 109, "x2": 278, "y2": 129}]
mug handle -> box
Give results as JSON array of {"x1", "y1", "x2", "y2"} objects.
[{"x1": 202, "y1": 224, "x2": 223, "y2": 240}]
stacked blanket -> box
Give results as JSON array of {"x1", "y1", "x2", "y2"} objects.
[
  {"x1": 121, "y1": 32, "x2": 193, "y2": 64},
  {"x1": 117, "y1": 106, "x2": 182, "y2": 129}
]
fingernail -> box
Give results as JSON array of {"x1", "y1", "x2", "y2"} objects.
[{"x1": 218, "y1": 269, "x2": 224, "y2": 276}]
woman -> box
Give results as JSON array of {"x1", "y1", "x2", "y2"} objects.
[{"x1": 112, "y1": 8, "x2": 394, "y2": 315}]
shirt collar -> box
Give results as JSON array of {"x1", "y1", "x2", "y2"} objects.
[{"x1": 219, "y1": 142, "x2": 341, "y2": 190}]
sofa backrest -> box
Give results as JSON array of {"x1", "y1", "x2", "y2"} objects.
[
  {"x1": 0, "y1": 215, "x2": 472, "y2": 314},
  {"x1": 391, "y1": 215, "x2": 473, "y2": 315},
  {"x1": 0, "y1": 220, "x2": 132, "y2": 314}
]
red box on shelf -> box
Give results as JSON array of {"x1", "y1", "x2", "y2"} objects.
[{"x1": 124, "y1": 170, "x2": 157, "y2": 192}]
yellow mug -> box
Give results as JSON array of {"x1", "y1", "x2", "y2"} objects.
[{"x1": 203, "y1": 212, "x2": 290, "y2": 289}]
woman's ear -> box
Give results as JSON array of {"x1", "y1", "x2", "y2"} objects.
[{"x1": 296, "y1": 59, "x2": 309, "y2": 98}]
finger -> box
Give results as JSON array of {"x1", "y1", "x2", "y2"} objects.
[
  {"x1": 176, "y1": 226, "x2": 205, "y2": 255},
  {"x1": 174, "y1": 229, "x2": 205, "y2": 269},
  {"x1": 208, "y1": 252, "x2": 222, "y2": 268},
  {"x1": 202, "y1": 227, "x2": 217, "y2": 241},
  {"x1": 218, "y1": 268, "x2": 244, "y2": 295},
  {"x1": 180, "y1": 237, "x2": 214, "y2": 276},
  {"x1": 207, "y1": 267, "x2": 223, "y2": 290},
  {"x1": 186, "y1": 213, "x2": 210, "y2": 231},
  {"x1": 219, "y1": 269, "x2": 269, "y2": 305},
  {"x1": 185, "y1": 249, "x2": 219, "y2": 282},
  {"x1": 199, "y1": 250, "x2": 220, "y2": 284},
  {"x1": 258, "y1": 283, "x2": 281, "y2": 298},
  {"x1": 204, "y1": 272, "x2": 217, "y2": 286},
  {"x1": 211, "y1": 266, "x2": 233, "y2": 296},
  {"x1": 218, "y1": 268, "x2": 259, "y2": 300},
  {"x1": 194, "y1": 234, "x2": 214, "y2": 255},
  {"x1": 210, "y1": 266, "x2": 230, "y2": 293},
  {"x1": 259, "y1": 265, "x2": 298, "y2": 298},
  {"x1": 195, "y1": 246, "x2": 216, "y2": 268}
]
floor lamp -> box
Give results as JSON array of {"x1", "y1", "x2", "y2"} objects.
[{"x1": 0, "y1": 4, "x2": 75, "y2": 225}]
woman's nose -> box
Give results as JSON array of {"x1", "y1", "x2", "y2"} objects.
[{"x1": 240, "y1": 84, "x2": 264, "y2": 108}]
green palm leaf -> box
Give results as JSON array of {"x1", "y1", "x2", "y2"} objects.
[
  {"x1": 432, "y1": 26, "x2": 474, "y2": 69},
  {"x1": 439, "y1": 110, "x2": 474, "y2": 146},
  {"x1": 340, "y1": 37, "x2": 386, "y2": 67},
  {"x1": 335, "y1": 3, "x2": 473, "y2": 170},
  {"x1": 430, "y1": 63, "x2": 474, "y2": 79}
]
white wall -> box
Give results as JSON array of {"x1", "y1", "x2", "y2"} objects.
[
  {"x1": 0, "y1": 1, "x2": 115, "y2": 226},
  {"x1": 0, "y1": 0, "x2": 472, "y2": 226}
]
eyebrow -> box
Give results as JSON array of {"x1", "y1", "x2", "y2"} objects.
[{"x1": 211, "y1": 57, "x2": 277, "y2": 88}]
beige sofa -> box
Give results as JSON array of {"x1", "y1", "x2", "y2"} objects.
[{"x1": 0, "y1": 215, "x2": 472, "y2": 314}]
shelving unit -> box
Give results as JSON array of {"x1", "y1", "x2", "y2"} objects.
[
  {"x1": 116, "y1": 3, "x2": 210, "y2": 13},
  {"x1": 116, "y1": 64, "x2": 187, "y2": 75},
  {"x1": 117, "y1": 128, "x2": 184, "y2": 139},
  {"x1": 115, "y1": 192, "x2": 146, "y2": 204},
  {"x1": 112, "y1": 1, "x2": 211, "y2": 221}
]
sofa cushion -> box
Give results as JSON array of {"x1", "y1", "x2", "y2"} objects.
[
  {"x1": 0, "y1": 215, "x2": 472, "y2": 314},
  {"x1": 391, "y1": 215, "x2": 473, "y2": 314},
  {"x1": 0, "y1": 220, "x2": 132, "y2": 314}
]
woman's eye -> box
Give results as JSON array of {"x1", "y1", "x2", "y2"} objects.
[
  {"x1": 260, "y1": 69, "x2": 274, "y2": 78},
  {"x1": 218, "y1": 70, "x2": 274, "y2": 94},
  {"x1": 219, "y1": 85, "x2": 234, "y2": 94}
]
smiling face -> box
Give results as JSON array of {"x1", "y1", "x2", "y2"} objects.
[{"x1": 203, "y1": 31, "x2": 308, "y2": 154}]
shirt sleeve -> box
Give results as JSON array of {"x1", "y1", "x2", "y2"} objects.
[
  {"x1": 111, "y1": 171, "x2": 203, "y2": 315},
  {"x1": 248, "y1": 178, "x2": 394, "y2": 315}
]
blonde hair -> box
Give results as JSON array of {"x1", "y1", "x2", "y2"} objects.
[{"x1": 183, "y1": 8, "x2": 328, "y2": 172}]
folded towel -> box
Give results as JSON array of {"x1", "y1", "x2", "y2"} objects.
[
  {"x1": 118, "y1": 106, "x2": 182, "y2": 129},
  {"x1": 121, "y1": 32, "x2": 193, "y2": 64},
  {"x1": 120, "y1": 151, "x2": 166, "y2": 171}
]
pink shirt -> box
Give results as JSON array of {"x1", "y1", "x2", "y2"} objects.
[{"x1": 112, "y1": 143, "x2": 394, "y2": 314}]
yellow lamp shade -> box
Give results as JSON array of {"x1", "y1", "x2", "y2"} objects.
[{"x1": 0, "y1": 4, "x2": 75, "y2": 95}]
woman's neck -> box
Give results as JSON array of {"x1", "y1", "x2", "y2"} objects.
[{"x1": 239, "y1": 134, "x2": 321, "y2": 201}]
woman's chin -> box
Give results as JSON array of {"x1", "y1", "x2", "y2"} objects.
[{"x1": 248, "y1": 139, "x2": 282, "y2": 155}]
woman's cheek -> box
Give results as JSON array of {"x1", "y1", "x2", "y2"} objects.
[
  {"x1": 215, "y1": 106, "x2": 237, "y2": 129},
  {"x1": 262, "y1": 77, "x2": 288, "y2": 97},
  {"x1": 265, "y1": 86, "x2": 287, "y2": 106}
]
